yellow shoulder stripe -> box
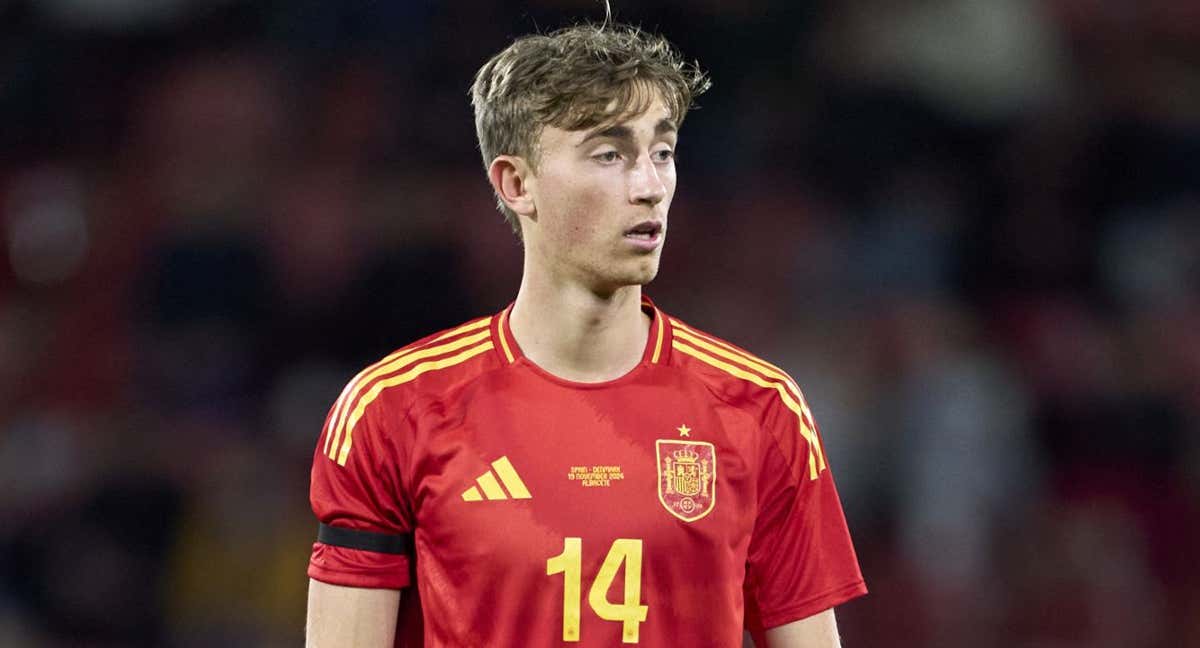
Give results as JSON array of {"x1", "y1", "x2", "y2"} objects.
[
  {"x1": 333, "y1": 340, "x2": 495, "y2": 465},
  {"x1": 323, "y1": 317, "x2": 491, "y2": 459},
  {"x1": 671, "y1": 325, "x2": 816, "y2": 424},
  {"x1": 325, "y1": 328, "x2": 491, "y2": 460},
  {"x1": 673, "y1": 339, "x2": 825, "y2": 480},
  {"x1": 670, "y1": 319, "x2": 820, "y2": 432},
  {"x1": 671, "y1": 319, "x2": 802, "y2": 395}
]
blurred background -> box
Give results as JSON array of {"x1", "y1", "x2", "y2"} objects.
[{"x1": 1, "y1": 0, "x2": 1198, "y2": 646}]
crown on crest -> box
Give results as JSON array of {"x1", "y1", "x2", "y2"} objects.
[{"x1": 672, "y1": 446, "x2": 699, "y2": 463}]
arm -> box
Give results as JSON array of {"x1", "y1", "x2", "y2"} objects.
[
  {"x1": 306, "y1": 579, "x2": 400, "y2": 648},
  {"x1": 763, "y1": 608, "x2": 840, "y2": 648},
  {"x1": 745, "y1": 392, "x2": 865, "y2": 647},
  {"x1": 307, "y1": 376, "x2": 415, "y2": 646}
]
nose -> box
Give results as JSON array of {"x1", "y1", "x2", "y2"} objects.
[{"x1": 628, "y1": 153, "x2": 667, "y2": 207}]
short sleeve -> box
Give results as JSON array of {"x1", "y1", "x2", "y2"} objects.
[
  {"x1": 308, "y1": 388, "x2": 414, "y2": 590},
  {"x1": 745, "y1": 394, "x2": 867, "y2": 629}
]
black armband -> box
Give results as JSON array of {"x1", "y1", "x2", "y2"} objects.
[{"x1": 317, "y1": 523, "x2": 412, "y2": 555}]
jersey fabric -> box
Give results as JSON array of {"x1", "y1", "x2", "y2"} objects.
[{"x1": 309, "y1": 297, "x2": 866, "y2": 647}]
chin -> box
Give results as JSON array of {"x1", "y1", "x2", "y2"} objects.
[
  {"x1": 586, "y1": 255, "x2": 661, "y2": 292},
  {"x1": 618, "y1": 262, "x2": 660, "y2": 287},
  {"x1": 590, "y1": 269, "x2": 658, "y2": 294}
]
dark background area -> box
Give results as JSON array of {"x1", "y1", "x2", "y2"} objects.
[{"x1": 1, "y1": 0, "x2": 1198, "y2": 646}]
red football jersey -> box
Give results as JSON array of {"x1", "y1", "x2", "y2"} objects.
[{"x1": 309, "y1": 298, "x2": 866, "y2": 647}]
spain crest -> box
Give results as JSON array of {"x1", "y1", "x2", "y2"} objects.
[{"x1": 656, "y1": 439, "x2": 717, "y2": 522}]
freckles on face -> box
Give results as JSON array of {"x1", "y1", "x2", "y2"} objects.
[
  {"x1": 555, "y1": 176, "x2": 610, "y2": 244},
  {"x1": 531, "y1": 135, "x2": 611, "y2": 245}
]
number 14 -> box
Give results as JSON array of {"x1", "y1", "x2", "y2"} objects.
[{"x1": 545, "y1": 537, "x2": 649, "y2": 643}]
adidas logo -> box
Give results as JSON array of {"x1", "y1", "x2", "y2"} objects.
[{"x1": 461, "y1": 456, "x2": 532, "y2": 501}]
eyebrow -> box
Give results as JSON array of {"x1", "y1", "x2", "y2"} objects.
[{"x1": 578, "y1": 119, "x2": 677, "y2": 146}]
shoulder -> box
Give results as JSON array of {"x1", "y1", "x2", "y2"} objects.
[
  {"x1": 355, "y1": 314, "x2": 502, "y2": 399},
  {"x1": 664, "y1": 314, "x2": 805, "y2": 414},
  {"x1": 319, "y1": 314, "x2": 504, "y2": 466},
  {"x1": 663, "y1": 313, "x2": 826, "y2": 481}
]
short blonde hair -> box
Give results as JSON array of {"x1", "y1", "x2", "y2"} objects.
[{"x1": 470, "y1": 23, "x2": 710, "y2": 238}]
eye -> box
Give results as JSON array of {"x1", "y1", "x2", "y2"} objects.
[
  {"x1": 592, "y1": 150, "x2": 621, "y2": 164},
  {"x1": 652, "y1": 148, "x2": 675, "y2": 163}
]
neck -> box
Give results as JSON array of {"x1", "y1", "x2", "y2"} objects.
[{"x1": 509, "y1": 275, "x2": 650, "y2": 383}]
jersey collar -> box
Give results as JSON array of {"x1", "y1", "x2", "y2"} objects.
[{"x1": 492, "y1": 295, "x2": 672, "y2": 368}]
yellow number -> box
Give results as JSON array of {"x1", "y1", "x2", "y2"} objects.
[
  {"x1": 546, "y1": 537, "x2": 582, "y2": 641},
  {"x1": 589, "y1": 538, "x2": 648, "y2": 643},
  {"x1": 546, "y1": 538, "x2": 648, "y2": 644}
]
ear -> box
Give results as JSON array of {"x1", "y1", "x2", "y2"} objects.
[{"x1": 488, "y1": 155, "x2": 536, "y2": 218}]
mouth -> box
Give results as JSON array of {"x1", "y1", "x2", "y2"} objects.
[{"x1": 623, "y1": 220, "x2": 664, "y2": 241}]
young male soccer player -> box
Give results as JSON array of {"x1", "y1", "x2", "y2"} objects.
[{"x1": 306, "y1": 23, "x2": 866, "y2": 647}]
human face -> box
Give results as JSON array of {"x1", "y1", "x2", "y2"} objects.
[{"x1": 523, "y1": 96, "x2": 677, "y2": 295}]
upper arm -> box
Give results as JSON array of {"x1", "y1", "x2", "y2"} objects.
[
  {"x1": 306, "y1": 579, "x2": 400, "y2": 648},
  {"x1": 309, "y1": 380, "x2": 415, "y2": 590},
  {"x1": 761, "y1": 608, "x2": 840, "y2": 648},
  {"x1": 306, "y1": 375, "x2": 415, "y2": 646},
  {"x1": 745, "y1": 393, "x2": 866, "y2": 627}
]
